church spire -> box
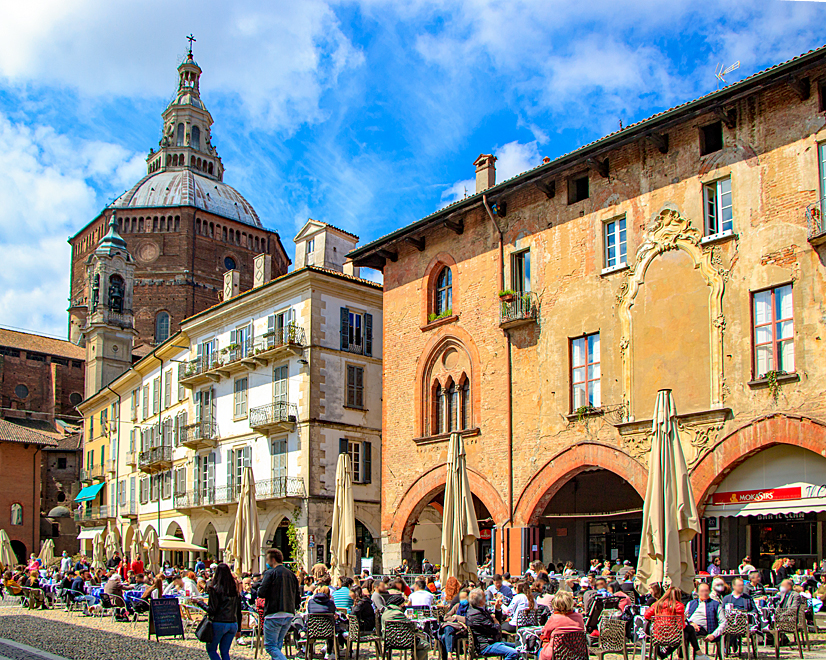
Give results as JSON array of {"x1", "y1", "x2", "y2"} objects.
[{"x1": 144, "y1": 39, "x2": 224, "y2": 181}]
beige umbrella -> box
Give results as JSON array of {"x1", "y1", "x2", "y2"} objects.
[
  {"x1": 440, "y1": 432, "x2": 480, "y2": 585},
  {"x1": 635, "y1": 389, "x2": 701, "y2": 595},
  {"x1": 330, "y1": 453, "x2": 356, "y2": 582},
  {"x1": 0, "y1": 530, "x2": 17, "y2": 569},
  {"x1": 92, "y1": 533, "x2": 106, "y2": 570},
  {"x1": 38, "y1": 538, "x2": 55, "y2": 567},
  {"x1": 229, "y1": 466, "x2": 260, "y2": 576},
  {"x1": 105, "y1": 522, "x2": 121, "y2": 561},
  {"x1": 143, "y1": 528, "x2": 160, "y2": 575},
  {"x1": 129, "y1": 526, "x2": 141, "y2": 566}
]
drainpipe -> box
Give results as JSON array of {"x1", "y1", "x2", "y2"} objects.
[
  {"x1": 104, "y1": 385, "x2": 121, "y2": 528},
  {"x1": 483, "y1": 194, "x2": 513, "y2": 572}
]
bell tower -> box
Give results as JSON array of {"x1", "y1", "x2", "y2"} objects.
[{"x1": 82, "y1": 212, "x2": 136, "y2": 398}]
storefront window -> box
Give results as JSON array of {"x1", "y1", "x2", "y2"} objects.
[
  {"x1": 752, "y1": 512, "x2": 817, "y2": 568},
  {"x1": 587, "y1": 518, "x2": 642, "y2": 564}
]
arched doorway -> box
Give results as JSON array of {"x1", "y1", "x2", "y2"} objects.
[
  {"x1": 325, "y1": 519, "x2": 379, "y2": 571},
  {"x1": 166, "y1": 522, "x2": 185, "y2": 567},
  {"x1": 270, "y1": 518, "x2": 293, "y2": 564},
  {"x1": 203, "y1": 523, "x2": 218, "y2": 561},
  {"x1": 10, "y1": 540, "x2": 26, "y2": 565}
]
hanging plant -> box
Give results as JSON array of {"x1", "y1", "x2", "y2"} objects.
[
  {"x1": 764, "y1": 370, "x2": 784, "y2": 402},
  {"x1": 575, "y1": 405, "x2": 598, "y2": 423}
]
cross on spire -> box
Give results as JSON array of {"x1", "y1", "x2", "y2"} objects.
[{"x1": 186, "y1": 34, "x2": 196, "y2": 56}]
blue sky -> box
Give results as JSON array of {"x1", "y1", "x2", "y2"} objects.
[{"x1": 1, "y1": 0, "x2": 825, "y2": 338}]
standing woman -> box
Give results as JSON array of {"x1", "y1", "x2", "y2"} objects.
[{"x1": 205, "y1": 563, "x2": 242, "y2": 660}]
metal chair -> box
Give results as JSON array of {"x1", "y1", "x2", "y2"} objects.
[
  {"x1": 770, "y1": 606, "x2": 803, "y2": 660},
  {"x1": 797, "y1": 603, "x2": 811, "y2": 652},
  {"x1": 101, "y1": 593, "x2": 129, "y2": 620},
  {"x1": 131, "y1": 597, "x2": 152, "y2": 626},
  {"x1": 550, "y1": 630, "x2": 589, "y2": 660},
  {"x1": 594, "y1": 616, "x2": 630, "y2": 660},
  {"x1": 348, "y1": 613, "x2": 382, "y2": 660},
  {"x1": 723, "y1": 610, "x2": 756, "y2": 660},
  {"x1": 382, "y1": 619, "x2": 417, "y2": 660},
  {"x1": 64, "y1": 589, "x2": 89, "y2": 614},
  {"x1": 516, "y1": 608, "x2": 541, "y2": 628},
  {"x1": 306, "y1": 613, "x2": 339, "y2": 660},
  {"x1": 648, "y1": 615, "x2": 687, "y2": 660}
]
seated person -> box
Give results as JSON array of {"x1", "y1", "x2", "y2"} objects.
[
  {"x1": 332, "y1": 576, "x2": 354, "y2": 612},
  {"x1": 722, "y1": 578, "x2": 756, "y2": 655},
  {"x1": 772, "y1": 579, "x2": 803, "y2": 610},
  {"x1": 351, "y1": 586, "x2": 375, "y2": 632},
  {"x1": 306, "y1": 585, "x2": 347, "y2": 652},
  {"x1": 502, "y1": 581, "x2": 539, "y2": 632},
  {"x1": 409, "y1": 579, "x2": 435, "y2": 608},
  {"x1": 182, "y1": 571, "x2": 200, "y2": 596},
  {"x1": 427, "y1": 576, "x2": 439, "y2": 594},
  {"x1": 539, "y1": 591, "x2": 585, "y2": 660},
  {"x1": 685, "y1": 583, "x2": 725, "y2": 660},
  {"x1": 162, "y1": 574, "x2": 185, "y2": 596},
  {"x1": 382, "y1": 593, "x2": 430, "y2": 660},
  {"x1": 581, "y1": 577, "x2": 610, "y2": 614},
  {"x1": 466, "y1": 588, "x2": 518, "y2": 660},
  {"x1": 3, "y1": 571, "x2": 22, "y2": 596},
  {"x1": 439, "y1": 588, "x2": 470, "y2": 660},
  {"x1": 606, "y1": 581, "x2": 633, "y2": 611},
  {"x1": 643, "y1": 587, "x2": 685, "y2": 658},
  {"x1": 485, "y1": 575, "x2": 514, "y2": 603}
]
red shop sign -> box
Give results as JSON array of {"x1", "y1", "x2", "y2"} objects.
[
  {"x1": 711, "y1": 486, "x2": 801, "y2": 505},
  {"x1": 479, "y1": 528, "x2": 492, "y2": 540}
]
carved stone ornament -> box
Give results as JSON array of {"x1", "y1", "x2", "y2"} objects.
[
  {"x1": 615, "y1": 208, "x2": 727, "y2": 421},
  {"x1": 677, "y1": 420, "x2": 724, "y2": 468}
]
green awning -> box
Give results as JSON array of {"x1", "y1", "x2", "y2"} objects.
[{"x1": 74, "y1": 483, "x2": 105, "y2": 502}]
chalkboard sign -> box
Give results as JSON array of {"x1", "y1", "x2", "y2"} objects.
[{"x1": 148, "y1": 597, "x2": 185, "y2": 641}]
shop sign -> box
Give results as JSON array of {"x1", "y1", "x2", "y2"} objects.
[
  {"x1": 754, "y1": 512, "x2": 809, "y2": 522},
  {"x1": 711, "y1": 486, "x2": 801, "y2": 505},
  {"x1": 479, "y1": 528, "x2": 492, "y2": 540}
]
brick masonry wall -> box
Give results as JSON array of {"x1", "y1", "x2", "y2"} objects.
[
  {"x1": 378, "y1": 66, "x2": 826, "y2": 570},
  {"x1": 0, "y1": 355, "x2": 84, "y2": 418},
  {"x1": 0, "y1": 441, "x2": 41, "y2": 562}
]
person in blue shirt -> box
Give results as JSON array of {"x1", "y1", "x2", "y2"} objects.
[
  {"x1": 485, "y1": 575, "x2": 514, "y2": 603},
  {"x1": 721, "y1": 578, "x2": 756, "y2": 655},
  {"x1": 194, "y1": 558, "x2": 206, "y2": 573},
  {"x1": 332, "y1": 576, "x2": 354, "y2": 612}
]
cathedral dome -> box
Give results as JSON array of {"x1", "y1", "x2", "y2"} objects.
[{"x1": 111, "y1": 169, "x2": 262, "y2": 228}]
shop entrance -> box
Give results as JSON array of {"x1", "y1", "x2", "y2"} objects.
[{"x1": 750, "y1": 512, "x2": 818, "y2": 570}]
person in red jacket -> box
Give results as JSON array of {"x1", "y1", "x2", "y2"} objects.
[{"x1": 131, "y1": 555, "x2": 144, "y2": 575}]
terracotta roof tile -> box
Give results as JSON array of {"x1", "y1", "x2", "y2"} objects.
[
  {"x1": 0, "y1": 418, "x2": 59, "y2": 446},
  {"x1": 0, "y1": 328, "x2": 85, "y2": 360}
]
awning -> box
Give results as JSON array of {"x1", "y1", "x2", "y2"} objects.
[
  {"x1": 77, "y1": 527, "x2": 105, "y2": 540},
  {"x1": 705, "y1": 495, "x2": 826, "y2": 517},
  {"x1": 158, "y1": 536, "x2": 207, "y2": 552},
  {"x1": 74, "y1": 483, "x2": 105, "y2": 502}
]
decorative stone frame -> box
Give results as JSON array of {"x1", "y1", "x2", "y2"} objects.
[
  {"x1": 421, "y1": 253, "x2": 459, "y2": 327},
  {"x1": 615, "y1": 208, "x2": 727, "y2": 421}
]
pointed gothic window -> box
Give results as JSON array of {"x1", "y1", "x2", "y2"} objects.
[
  {"x1": 191, "y1": 126, "x2": 200, "y2": 151},
  {"x1": 176, "y1": 123, "x2": 185, "y2": 147},
  {"x1": 155, "y1": 312, "x2": 170, "y2": 344}
]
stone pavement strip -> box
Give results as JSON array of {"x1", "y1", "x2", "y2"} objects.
[{"x1": 2, "y1": 599, "x2": 826, "y2": 660}]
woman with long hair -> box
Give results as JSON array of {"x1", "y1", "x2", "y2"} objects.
[
  {"x1": 351, "y1": 584, "x2": 376, "y2": 632},
  {"x1": 442, "y1": 576, "x2": 461, "y2": 606},
  {"x1": 538, "y1": 591, "x2": 585, "y2": 660},
  {"x1": 502, "y1": 581, "x2": 537, "y2": 632},
  {"x1": 204, "y1": 563, "x2": 242, "y2": 660},
  {"x1": 644, "y1": 582, "x2": 664, "y2": 607}
]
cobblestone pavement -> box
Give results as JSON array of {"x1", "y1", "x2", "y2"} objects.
[{"x1": 1, "y1": 597, "x2": 826, "y2": 660}]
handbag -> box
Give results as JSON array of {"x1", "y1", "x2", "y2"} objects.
[{"x1": 196, "y1": 615, "x2": 214, "y2": 643}]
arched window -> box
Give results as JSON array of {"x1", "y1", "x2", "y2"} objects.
[
  {"x1": 208, "y1": 163, "x2": 214, "y2": 174},
  {"x1": 10, "y1": 503, "x2": 22, "y2": 526},
  {"x1": 155, "y1": 312, "x2": 170, "y2": 344},
  {"x1": 436, "y1": 267, "x2": 452, "y2": 315},
  {"x1": 108, "y1": 275, "x2": 124, "y2": 313},
  {"x1": 191, "y1": 125, "x2": 201, "y2": 151},
  {"x1": 176, "y1": 123, "x2": 185, "y2": 146},
  {"x1": 91, "y1": 274, "x2": 100, "y2": 311},
  {"x1": 460, "y1": 379, "x2": 470, "y2": 430},
  {"x1": 433, "y1": 383, "x2": 443, "y2": 435},
  {"x1": 447, "y1": 381, "x2": 458, "y2": 432}
]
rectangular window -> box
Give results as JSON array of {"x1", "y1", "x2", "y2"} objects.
[
  {"x1": 346, "y1": 365, "x2": 364, "y2": 409},
  {"x1": 174, "y1": 468, "x2": 186, "y2": 495},
  {"x1": 752, "y1": 284, "x2": 795, "y2": 378},
  {"x1": 89, "y1": 417, "x2": 94, "y2": 441},
  {"x1": 272, "y1": 439, "x2": 287, "y2": 480},
  {"x1": 568, "y1": 174, "x2": 589, "y2": 204},
  {"x1": 234, "y1": 378, "x2": 248, "y2": 418},
  {"x1": 703, "y1": 177, "x2": 733, "y2": 236},
  {"x1": 571, "y1": 333, "x2": 601, "y2": 410},
  {"x1": 273, "y1": 365, "x2": 289, "y2": 403},
  {"x1": 100, "y1": 409, "x2": 107, "y2": 434},
  {"x1": 349, "y1": 310, "x2": 364, "y2": 353},
  {"x1": 162, "y1": 471, "x2": 171, "y2": 500},
  {"x1": 700, "y1": 120, "x2": 723, "y2": 155},
  {"x1": 57, "y1": 457, "x2": 67, "y2": 470},
  {"x1": 152, "y1": 376, "x2": 160, "y2": 415},
  {"x1": 164, "y1": 370, "x2": 172, "y2": 408},
  {"x1": 139, "y1": 478, "x2": 148, "y2": 504},
  {"x1": 87, "y1": 449, "x2": 93, "y2": 470},
  {"x1": 819, "y1": 142, "x2": 826, "y2": 206},
  {"x1": 511, "y1": 250, "x2": 531, "y2": 293},
  {"x1": 142, "y1": 385, "x2": 149, "y2": 420},
  {"x1": 229, "y1": 446, "x2": 251, "y2": 495},
  {"x1": 150, "y1": 474, "x2": 159, "y2": 501},
  {"x1": 603, "y1": 216, "x2": 627, "y2": 269},
  {"x1": 267, "y1": 309, "x2": 294, "y2": 347},
  {"x1": 306, "y1": 238, "x2": 315, "y2": 265},
  {"x1": 348, "y1": 441, "x2": 362, "y2": 483}
]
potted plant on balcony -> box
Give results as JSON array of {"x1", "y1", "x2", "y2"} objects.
[{"x1": 499, "y1": 289, "x2": 516, "y2": 303}]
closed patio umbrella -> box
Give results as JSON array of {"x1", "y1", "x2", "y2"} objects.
[
  {"x1": 38, "y1": 538, "x2": 55, "y2": 567},
  {"x1": 0, "y1": 530, "x2": 17, "y2": 569},
  {"x1": 129, "y1": 527, "x2": 141, "y2": 566},
  {"x1": 143, "y1": 528, "x2": 160, "y2": 575},
  {"x1": 229, "y1": 466, "x2": 260, "y2": 576},
  {"x1": 440, "y1": 432, "x2": 480, "y2": 585},
  {"x1": 105, "y1": 522, "x2": 121, "y2": 561},
  {"x1": 92, "y1": 533, "x2": 106, "y2": 570},
  {"x1": 635, "y1": 389, "x2": 701, "y2": 595},
  {"x1": 330, "y1": 453, "x2": 356, "y2": 583}
]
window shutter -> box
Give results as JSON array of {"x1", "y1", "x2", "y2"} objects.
[
  {"x1": 181, "y1": 410, "x2": 188, "y2": 428},
  {"x1": 227, "y1": 449, "x2": 234, "y2": 492},
  {"x1": 346, "y1": 365, "x2": 354, "y2": 407},
  {"x1": 340, "y1": 307, "x2": 349, "y2": 350},
  {"x1": 207, "y1": 453, "x2": 215, "y2": 491},
  {"x1": 130, "y1": 477, "x2": 135, "y2": 504},
  {"x1": 243, "y1": 445, "x2": 252, "y2": 467},
  {"x1": 363, "y1": 441, "x2": 372, "y2": 484},
  {"x1": 339, "y1": 438, "x2": 348, "y2": 455},
  {"x1": 210, "y1": 387, "x2": 216, "y2": 424},
  {"x1": 356, "y1": 367, "x2": 364, "y2": 408},
  {"x1": 194, "y1": 390, "x2": 202, "y2": 423},
  {"x1": 364, "y1": 313, "x2": 373, "y2": 356},
  {"x1": 194, "y1": 455, "x2": 200, "y2": 493},
  {"x1": 230, "y1": 329, "x2": 237, "y2": 348}
]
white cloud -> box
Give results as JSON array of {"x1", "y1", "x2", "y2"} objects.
[{"x1": 0, "y1": 112, "x2": 142, "y2": 336}]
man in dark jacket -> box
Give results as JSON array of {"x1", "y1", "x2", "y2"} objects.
[
  {"x1": 466, "y1": 588, "x2": 518, "y2": 660},
  {"x1": 257, "y1": 548, "x2": 300, "y2": 660}
]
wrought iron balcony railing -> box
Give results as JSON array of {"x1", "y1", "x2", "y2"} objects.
[
  {"x1": 74, "y1": 505, "x2": 115, "y2": 521},
  {"x1": 138, "y1": 445, "x2": 172, "y2": 473},
  {"x1": 173, "y1": 476, "x2": 304, "y2": 509},
  {"x1": 249, "y1": 401, "x2": 298, "y2": 432},
  {"x1": 499, "y1": 291, "x2": 539, "y2": 328},
  {"x1": 805, "y1": 199, "x2": 826, "y2": 244},
  {"x1": 80, "y1": 465, "x2": 106, "y2": 482},
  {"x1": 179, "y1": 421, "x2": 218, "y2": 449}
]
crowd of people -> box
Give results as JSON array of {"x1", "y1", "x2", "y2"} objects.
[{"x1": 2, "y1": 549, "x2": 825, "y2": 660}]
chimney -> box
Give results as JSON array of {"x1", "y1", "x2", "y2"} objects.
[
  {"x1": 343, "y1": 258, "x2": 360, "y2": 279},
  {"x1": 253, "y1": 254, "x2": 272, "y2": 288},
  {"x1": 474, "y1": 154, "x2": 497, "y2": 194},
  {"x1": 223, "y1": 270, "x2": 240, "y2": 300}
]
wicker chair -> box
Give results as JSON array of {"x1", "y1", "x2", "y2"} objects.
[
  {"x1": 770, "y1": 606, "x2": 803, "y2": 660},
  {"x1": 306, "y1": 614, "x2": 340, "y2": 660},
  {"x1": 797, "y1": 603, "x2": 811, "y2": 652},
  {"x1": 516, "y1": 608, "x2": 542, "y2": 628},
  {"x1": 594, "y1": 616, "x2": 630, "y2": 660},
  {"x1": 382, "y1": 619, "x2": 417, "y2": 660},
  {"x1": 549, "y1": 631, "x2": 589, "y2": 660},
  {"x1": 723, "y1": 610, "x2": 756, "y2": 660},
  {"x1": 647, "y1": 615, "x2": 687, "y2": 660},
  {"x1": 348, "y1": 613, "x2": 382, "y2": 660}
]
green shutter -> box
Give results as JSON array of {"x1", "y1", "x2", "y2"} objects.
[
  {"x1": 339, "y1": 438, "x2": 348, "y2": 455},
  {"x1": 363, "y1": 441, "x2": 372, "y2": 484},
  {"x1": 364, "y1": 313, "x2": 373, "y2": 356},
  {"x1": 340, "y1": 307, "x2": 349, "y2": 350}
]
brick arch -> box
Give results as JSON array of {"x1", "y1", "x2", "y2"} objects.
[
  {"x1": 420, "y1": 252, "x2": 459, "y2": 326},
  {"x1": 690, "y1": 413, "x2": 826, "y2": 509},
  {"x1": 388, "y1": 464, "x2": 508, "y2": 545},
  {"x1": 513, "y1": 442, "x2": 648, "y2": 527}
]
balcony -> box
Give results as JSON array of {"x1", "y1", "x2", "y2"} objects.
[
  {"x1": 74, "y1": 505, "x2": 115, "y2": 522},
  {"x1": 178, "y1": 356, "x2": 225, "y2": 387},
  {"x1": 80, "y1": 465, "x2": 106, "y2": 484},
  {"x1": 138, "y1": 445, "x2": 172, "y2": 474},
  {"x1": 806, "y1": 199, "x2": 826, "y2": 246},
  {"x1": 106, "y1": 459, "x2": 117, "y2": 477},
  {"x1": 251, "y1": 324, "x2": 306, "y2": 362},
  {"x1": 499, "y1": 291, "x2": 539, "y2": 329},
  {"x1": 180, "y1": 420, "x2": 218, "y2": 450},
  {"x1": 118, "y1": 501, "x2": 138, "y2": 518},
  {"x1": 125, "y1": 451, "x2": 137, "y2": 468},
  {"x1": 249, "y1": 401, "x2": 298, "y2": 434},
  {"x1": 173, "y1": 476, "x2": 304, "y2": 511}
]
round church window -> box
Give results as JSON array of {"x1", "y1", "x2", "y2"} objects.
[
  {"x1": 14, "y1": 384, "x2": 28, "y2": 399},
  {"x1": 224, "y1": 256, "x2": 237, "y2": 271}
]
